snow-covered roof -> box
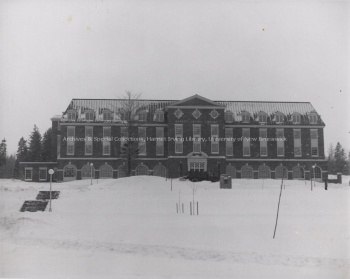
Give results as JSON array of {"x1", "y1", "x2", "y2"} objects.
[{"x1": 59, "y1": 97, "x2": 323, "y2": 124}]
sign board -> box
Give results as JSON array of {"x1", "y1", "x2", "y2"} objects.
[
  {"x1": 36, "y1": 191, "x2": 60, "y2": 200},
  {"x1": 20, "y1": 201, "x2": 48, "y2": 212},
  {"x1": 328, "y1": 175, "x2": 337, "y2": 180}
]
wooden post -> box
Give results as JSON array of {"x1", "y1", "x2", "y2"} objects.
[
  {"x1": 182, "y1": 203, "x2": 184, "y2": 213},
  {"x1": 197, "y1": 201, "x2": 198, "y2": 215},
  {"x1": 176, "y1": 203, "x2": 178, "y2": 213},
  {"x1": 190, "y1": 202, "x2": 192, "y2": 215}
]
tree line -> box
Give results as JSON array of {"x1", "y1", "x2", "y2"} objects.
[{"x1": 0, "y1": 125, "x2": 53, "y2": 179}]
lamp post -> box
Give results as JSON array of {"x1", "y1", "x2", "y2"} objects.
[
  {"x1": 90, "y1": 163, "x2": 93, "y2": 185},
  {"x1": 311, "y1": 165, "x2": 315, "y2": 191},
  {"x1": 48, "y1": 169, "x2": 54, "y2": 212}
]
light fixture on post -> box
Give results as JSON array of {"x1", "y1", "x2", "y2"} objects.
[
  {"x1": 311, "y1": 165, "x2": 315, "y2": 191},
  {"x1": 48, "y1": 169, "x2": 54, "y2": 212}
]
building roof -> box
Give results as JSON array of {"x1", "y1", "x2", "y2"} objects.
[{"x1": 61, "y1": 96, "x2": 323, "y2": 124}]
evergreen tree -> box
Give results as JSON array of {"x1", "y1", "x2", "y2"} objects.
[
  {"x1": 334, "y1": 142, "x2": 347, "y2": 174},
  {"x1": 27, "y1": 125, "x2": 42, "y2": 162},
  {"x1": 41, "y1": 127, "x2": 53, "y2": 162},
  {"x1": 327, "y1": 143, "x2": 336, "y2": 174},
  {"x1": 0, "y1": 138, "x2": 6, "y2": 167},
  {"x1": 14, "y1": 137, "x2": 28, "y2": 179}
]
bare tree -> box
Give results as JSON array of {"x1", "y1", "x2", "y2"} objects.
[{"x1": 116, "y1": 91, "x2": 142, "y2": 177}]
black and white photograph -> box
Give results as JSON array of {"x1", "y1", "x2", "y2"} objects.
[{"x1": 0, "y1": 0, "x2": 349, "y2": 278}]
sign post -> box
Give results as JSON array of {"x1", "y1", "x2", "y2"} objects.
[
  {"x1": 48, "y1": 169, "x2": 54, "y2": 212},
  {"x1": 312, "y1": 165, "x2": 315, "y2": 191}
]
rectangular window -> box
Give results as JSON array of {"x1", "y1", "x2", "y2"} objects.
[
  {"x1": 39, "y1": 168, "x2": 47, "y2": 181},
  {"x1": 276, "y1": 128, "x2": 284, "y2": 156},
  {"x1": 259, "y1": 128, "x2": 268, "y2": 156},
  {"x1": 103, "y1": 111, "x2": 112, "y2": 121},
  {"x1": 310, "y1": 129, "x2": 318, "y2": 156},
  {"x1": 259, "y1": 114, "x2": 267, "y2": 123},
  {"x1": 193, "y1": 124, "x2": 201, "y2": 153},
  {"x1": 225, "y1": 112, "x2": 233, "y2": 123},
  {"x1": 294, "y1": 129, "x2": 301, "y2": 157},
  {"x1": 225, "y1": 128, "x2": 233, "y2": 156},
  {"x1": 275, "y1": 114, "x2": 284, "y2": 123},
  {"x1": 103, "y1": 127, "x2": 111, "y2": 155},
  {"x1": 85, "y1": 126, "x2": 93, "y2": 155},
  {"x1": 67, "y1": 112, "x2": 76, "y2": 121},
  {"x1": 138, "y1": 127, "x2": 146, "y2": 155},
  {"x1": 242, "y1": 128, "x2": 250, "y2": 156},
  {"x1": 211, "y1": 125, "x2": 219, "y2": 154},
  {"x1": 242, "y1": 113, "x2": 250, "y2": 123},
  {"x1": 67, "y1": 126, "x2": 75, "y2": 155},
  {"x1": 85, "y1": 111, "x2": 94, "y2": 121},
  {"x1": 138, "y1": 113, "x2": 147, "y2": 121},
  {"x1": 156, "y1": 127, "x2": 164, "y2": 156},
  {"x1": 292, "y1": 114, "x2": 300, "y2": 124},
  {"x1": 154, "y1": 112, "x2": 164, "y2": 122},
  {"x1": 309, "y1": 114, "x2": 317, "y2": 124},
  {"x1": 25, "y1": 168, "x2": 33, "y2": 181},
  {"x1": 175, "y1": 124, "x2": 183, "y2": 154}
]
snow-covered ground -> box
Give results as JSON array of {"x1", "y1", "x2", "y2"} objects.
[{"x1": 0, "y1": 176, "x2": 349, "y2": 278}]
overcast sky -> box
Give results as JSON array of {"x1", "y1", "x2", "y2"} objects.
[{"x1": 0, "y1": 0, "x2": 349, "y2": 155}]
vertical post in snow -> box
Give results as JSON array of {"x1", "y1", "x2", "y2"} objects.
[
  {"x1": 176, "y1": 203, "x2": 178, "y2": 213},
  {"x1": 171, "y1": 178, "x2": 172, "y2": 191},
  {"x1": 182, "y1": 203, "x2": 184, "y2": 214},
  {"x1": 197, "y1": 201, "x2": 199, "y2": 215},
  {"x1": 262, "y1": 179, "x2": 264, "y2": 189},
  {"x1": 190, "y1": 202, "x2": 192, "y2": 215},
  {"x1": 273, "y1": 168, "x2": 285, "y2": 238},
  {"x1": 179, "y1": 190, "x2": 181, "y2": 211}
]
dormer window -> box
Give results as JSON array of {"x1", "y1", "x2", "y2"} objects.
[
  {"x1": 153, "y1": 110, "x2": 164, "y2": 122},
  {"x1": 308, "y1": 113, "x2": 318, "y2": 124},
  {"x1": 225, "y1": 111, "x2": 233, "y2": 123},
  {"x1": 67, "y1": 110, "x2": 76, "y2": 121},
  {"x1": 102, "y1": 109, "x2": 112, "y2": 121},
  {"x1": 258, "y1": 112, "x2": 268, "y2": 124},
  {"x1": 275, "y1": 112, "x2": 284, "y2": 124},
  {"x1": 138, "y1": 111, "x2": 147, "y2": 122},
  {"x1": 85, "y1": 110, "x2": 94, "y2": 121},
  {"x1": 241, "y1": 112, "x2": 250, "y2": 123},
  {"x1": 291, "y1": 113, "x2": 301, "y2": 124}
]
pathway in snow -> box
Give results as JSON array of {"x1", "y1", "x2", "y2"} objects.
[{"x1": 8, "y1": 236, "x2": 350, "y2": 271}]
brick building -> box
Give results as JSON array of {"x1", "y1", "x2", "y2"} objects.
[{"x1": 21, "y1": 95, "x2": 327, "y2": 182}]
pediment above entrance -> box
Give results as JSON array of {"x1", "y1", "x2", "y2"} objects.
[
  {"x1": 187, "y1": 151, "x2": 208, "y2": 159},
  {"x1": 168, "y1": 95, "x2": 225, "y2": 108}
]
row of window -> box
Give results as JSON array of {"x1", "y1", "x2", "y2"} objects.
[
  {"x1": 225, "y1": 165, "x2": 322, "y2": 180},
  {"x1": 65, "y1": 126, "x2": 319, "y2": 157},
  {"x1": 25, "y1": 167, "x2": 48, "y2": 181},
  {"x1": 67, "y1": 109, "x2": 319, "y2": 124},
  {"x1": 236, "y1": 111, "x2": 318, "y2": 124}
]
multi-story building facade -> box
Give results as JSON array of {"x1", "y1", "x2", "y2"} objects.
[{"x1": 21, "y1": 95, "x2": 327, "y2": 182}]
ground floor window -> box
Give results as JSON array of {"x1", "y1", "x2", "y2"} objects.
[
  {"x1": 275, "y1": 166, "x2": 288, "y2": 179},
  {"x1": 63, "y1": 164, "x2": 77, "y2": 181},
  {"x1": 118, "y1": 164, "x2": 127, "y2": 178},
  {"x1": 39, "y1": 168, "x2": 47, "y2": 181},
  {"x1": 153, "y1": 164, "x2": 166, "y2": 177},
  {"x1": 226, "y1": 164, "x2": 236, "y2": 178},
  {"x1": 312, "y1": 166, "x2": 322, "y2": 181},
  {"x1": 81, "y1": 164, "x2": 95, "y2": 179},
  {"x1": 241, "y1": 166, "x2": 253, "y2": 179},
  {"x1": 292, "y1": 166, "x2": 304, "y2": 180},
  {"x1": 258, "y1": 166, "x2": 270, "y2": 179},
  {"x1": 25, "y1": 168, "x2": 33, "y2": 181},
  {"x1": 136, "y1": 164, "x2": 149, "y2": 176},
  {"x1": 100, "y1": 164, "x2": 113, "y2": 179}
]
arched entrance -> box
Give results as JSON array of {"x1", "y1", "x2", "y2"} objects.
[
  {"x1": 258, "y1": 165, "x2": 271, "y2": 179},
  {"x1": 136, "y1": 164, "x2": 149, "y2": 176},
  {"x1": 275, "y1": 166, "x2": 288, "y2": 179},
  {"x1": 81, "y1": 164, "x2": 95, "y2": 180},
  {"x1": 241, "y1": 165, "x2": 253, "y2": 179},
  {"x1": 187, "y1": 152, "x2": 208, "y2": 172},
  {"x1": 292, "y1": 166, "x2": 305, "y2": 180}
]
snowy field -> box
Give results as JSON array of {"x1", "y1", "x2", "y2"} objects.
[{"x1": 0, "y1": 176, "x2": 349, "y2": 279}]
